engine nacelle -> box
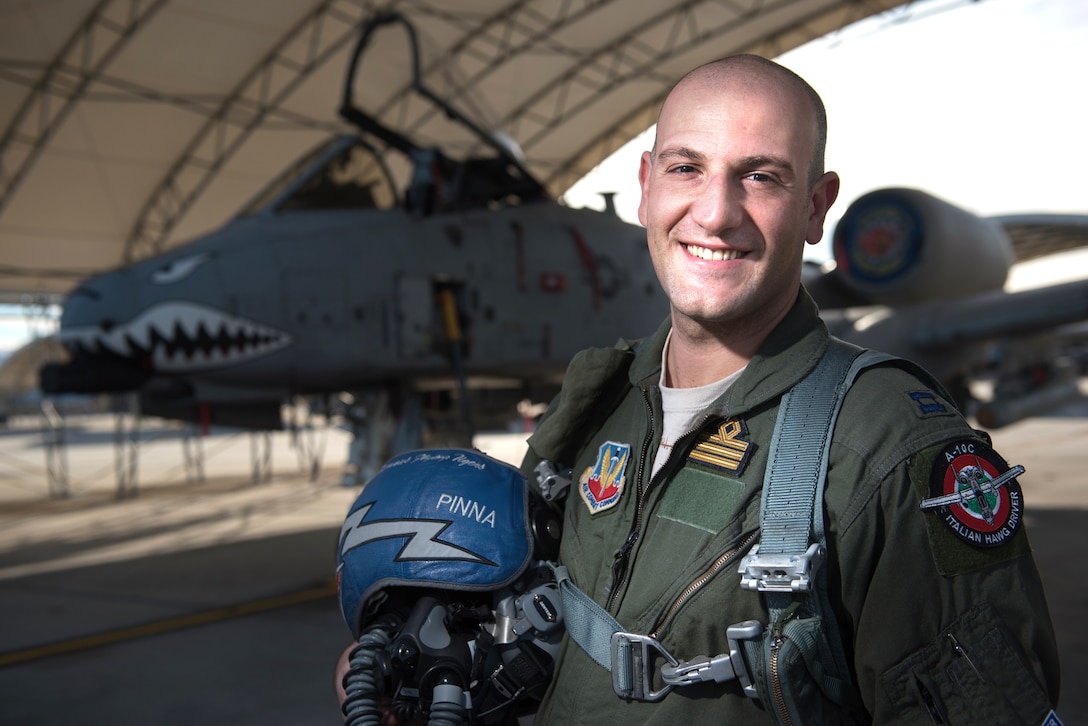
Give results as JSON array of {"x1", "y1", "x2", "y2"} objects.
[{"x1": 831, "y1": 188, "x2": 1013, "y2": 306}]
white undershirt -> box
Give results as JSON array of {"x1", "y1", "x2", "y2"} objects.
[{"x1": 653, "y1": 332, "x2": 745, "y2": 478}]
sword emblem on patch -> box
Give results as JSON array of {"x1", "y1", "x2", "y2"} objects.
[{"x1": 688, "y1": 418, "x2": 754, "y2": 475}]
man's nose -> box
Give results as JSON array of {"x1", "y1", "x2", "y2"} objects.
[{"x1": 689, "y1": 174, "x2": 744, "y2": 235}]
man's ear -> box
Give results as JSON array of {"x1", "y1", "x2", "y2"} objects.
[
  {"x1": 637, "y1": 150, "x2": 653, "y2": 228},
  {"x1": 805, "y1": 171, "x2": 840, "y2": 246}
]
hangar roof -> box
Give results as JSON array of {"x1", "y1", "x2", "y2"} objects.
[{"x1": 0, "y1": 0, "x2": 914, "y2": 301}]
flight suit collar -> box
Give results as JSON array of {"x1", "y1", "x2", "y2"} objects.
[{"x1": 628, "y1": 286, "x2": 831, "y2": 418}]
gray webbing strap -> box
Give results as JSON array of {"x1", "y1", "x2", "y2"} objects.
[
  {"x1": 750, "y1": 341, "x2": 894, "y2": 694},
  {"x1": 553, "y1": 563, "x2": 762, "y2": 702},
  {"x1": 759, "y1": 341, "x2": 861, "y2": 559},
  {"x1": 551, "y1": 564, "x2": 622, "y2": 670}
]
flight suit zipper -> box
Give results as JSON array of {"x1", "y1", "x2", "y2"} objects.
[
  {"x1": 770, "y1": 633, "x2": 791, "y2": 726},
  {"x1": 606, "y1": 385, "x2": 656, "y2": 611},
  {"x1": 648, "y1": 530, "x2": 758, "y2": 640},
  {"x1": 606, "y1": 383, "x2": 720, "y2": 612},
  {"x1": 768, "y1": 600, "x2": 803, "y2": 726}
]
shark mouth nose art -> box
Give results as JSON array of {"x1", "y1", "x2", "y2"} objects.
[{"x1": 59, "y1": 301, "x2": 292, "y2": 373}]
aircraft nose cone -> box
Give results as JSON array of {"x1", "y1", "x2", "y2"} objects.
[{"x1": 57, "y1": 270, "x2": 140, "y2": 357}]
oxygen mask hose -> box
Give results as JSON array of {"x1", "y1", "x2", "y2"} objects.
[
  {"x1": 341, "y1": 614, "x2": 400, "y2": 726},
  {"x1": 427, "y1": 673, "x2": 470, "y2": 726}
]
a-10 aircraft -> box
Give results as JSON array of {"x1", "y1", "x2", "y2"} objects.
[
  {"x1": 39, "y1": 13, "x2": 1088, "y2": 480},
  {"x1": 40, "y1": 13, "x2": 669, "y2": 481}
]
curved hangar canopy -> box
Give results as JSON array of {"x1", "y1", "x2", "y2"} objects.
[{"x1": 0, "y1": 0, "x2": 910, "y2": 300}]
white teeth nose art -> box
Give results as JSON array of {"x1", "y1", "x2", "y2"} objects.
[{"x1": 59, "y1": 301, "x2": 292, "y2": 373}]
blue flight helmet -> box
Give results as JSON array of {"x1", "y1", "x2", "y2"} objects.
[{"x1": 336, "y1": 448, "x2": 563, "y2": 726}]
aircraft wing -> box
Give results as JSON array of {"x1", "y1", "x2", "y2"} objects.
[
  {"x1": 918, "y1": 465, "x2": 1025, "y2": 511},
  {"x1": 995, "y1": 214, "x2": 1088, "y2": 263},
  {"x1": 823, "y1": 277, "x2": 1088, "y2": 428},
  {"x1": 908, "y1": 278, "x2": 1088, "y2": 350}
]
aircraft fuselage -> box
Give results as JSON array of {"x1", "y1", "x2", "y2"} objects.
[{"x1": 45, "y1": 201, "x2": 665, "y2": 402}]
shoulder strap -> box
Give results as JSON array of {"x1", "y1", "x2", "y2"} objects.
[{"x1": 741, "y1": 339, "x2": 895, "y2": 702}]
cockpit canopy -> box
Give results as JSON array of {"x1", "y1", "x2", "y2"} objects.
[
  {"x1": 240, "y1": 136, "x2": 397, "y2": 216},
  {"x1": 240, "y1": 133, "x2": 546, "y2": 218}
]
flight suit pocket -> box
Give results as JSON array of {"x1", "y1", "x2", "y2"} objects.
[
  {"x1": 882, "y1": 602, "x2": 1052, "y2": 724},
  {"x1": 745, "y1": 615, "x2": 867, "y2": 726}
]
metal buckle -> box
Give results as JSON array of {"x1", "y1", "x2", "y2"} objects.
[
  {"x1": 660, "y1": 654, "x2": 736, "y2": 688},
  {"x1": 609, "y1": 621, "x2": 765, "y2": 702},
  {"x1": 534, "y1": 460, "x2": 572, "y2": 502},
  {"x1": 609, "y1": 632, "x2": 677, "y2": 702},
  {"x1": 657, "y1": 620, "x2": 763, "y2": 698},
  {"x1": 725, "y1": 620, "x2": 763, "y2": 699},
  {"x1": 738, "y1": 542, "x2": 825, "y2": 593}
]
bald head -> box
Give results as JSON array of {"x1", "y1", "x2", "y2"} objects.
[{"x1": 657, "y1": 55, "x2": 828, "y2": 188}]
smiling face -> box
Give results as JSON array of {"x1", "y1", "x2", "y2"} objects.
[{"x1": 638, "y1": 58, "x2": 839, "y2": 345}]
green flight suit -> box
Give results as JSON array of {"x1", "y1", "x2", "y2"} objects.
[{"x1": 524, "y1": 289, "x2": 1060, "y2": 725}]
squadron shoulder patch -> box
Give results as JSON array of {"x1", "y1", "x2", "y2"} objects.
[
  {"x1": 921, "y1": 439, "x2": 1025, "y2": 548},
  {"x1": 579, "y1": 441, "x2": 631, "y2": 515},
  {"x1": 910, "y1": 438, "x2": 1032, "y2": 575}
]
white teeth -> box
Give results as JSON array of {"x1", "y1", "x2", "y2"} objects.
[
  {"x1": 174, "y1": 306, "x2": 204, "y2": 339},
  {"x1": 59, "y1": 326, "x2": 100, "y2": 352},
  {"x1": 127, "y1": 324, "x2": 152, "y2": 350},
  {"x1": 99, "y1": 327, "x2": 133, "y2": 356},
  {"x1": 686, "y1": 244, "x2": 743, "y2": 261},
  {"x1": 63, "y1": 301, "x2": 291, "y2": 372}
]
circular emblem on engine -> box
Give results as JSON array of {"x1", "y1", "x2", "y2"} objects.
[
  {"x1": 923, "y1": 439, "x2": 1023, "y2": 548},
  {"x1": 833, "y1": 193, "x2": 922, "y2": 284}
]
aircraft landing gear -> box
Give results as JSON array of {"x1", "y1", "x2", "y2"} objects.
[
  {"x1": 341, "y1": 390, "x2": 398, "y2": 487},
  {"x1": 340, "y1": 388, "x2": 476, "y2": 487}
]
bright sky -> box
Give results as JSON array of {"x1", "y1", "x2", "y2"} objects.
[
  {"x1": 2, "y1": 0, "x2": 1085, "y2": 356},
  {"x1": 563, "y1": 0, "x2": 1088, "y2": 257},
  {"x1": 0, "y1": 304, "x2": 58, "y2": 359}
]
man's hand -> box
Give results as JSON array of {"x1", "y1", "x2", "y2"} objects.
[{"x1": 335, "y1": 643, "x2": 418, "y2": 725}]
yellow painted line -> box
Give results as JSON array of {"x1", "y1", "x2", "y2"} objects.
[{"x1": 0, "y1": 579, "x2": 338, "y2": 668}]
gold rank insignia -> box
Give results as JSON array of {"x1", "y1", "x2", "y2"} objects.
[{"x1": 688, "y1": 418, "x2": 754, "y2": 475}]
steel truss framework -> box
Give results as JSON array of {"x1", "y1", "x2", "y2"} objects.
[
  {"x1": 0, "y1": 0, "x2": 170, "y2": 220},
  {"x1": 0, "y1": 0, "x2": 911, "y2": 273}
]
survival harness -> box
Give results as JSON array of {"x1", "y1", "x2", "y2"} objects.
[{"x1": 542, "y1": 340, "x2": 897, "y2": 715}]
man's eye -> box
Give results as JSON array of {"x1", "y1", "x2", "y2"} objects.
[
  {"x1": 669, "y1": 164, "x2": 697, "y2": 174},
  {"x1": 746, "y1": 172, "x2": 788, "y2": 186}
]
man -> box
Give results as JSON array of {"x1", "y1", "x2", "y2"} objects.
[{"x1": 521, "y1": 54, "x2": 1061, "y2": 724}]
